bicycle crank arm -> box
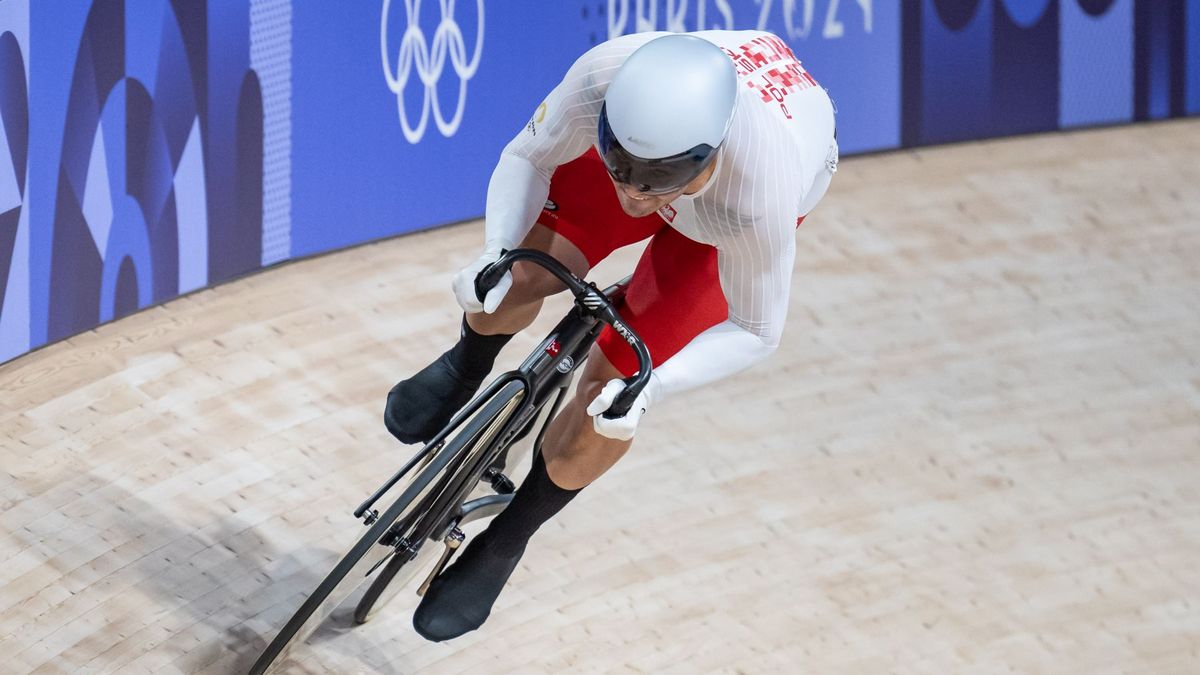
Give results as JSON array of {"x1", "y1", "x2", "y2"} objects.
[{"x1": 417, "y1": 527, "x2": 466, "y2": 597}]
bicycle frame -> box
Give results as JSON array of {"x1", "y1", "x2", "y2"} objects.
[
  {"x1": 354, "y1": 266, "x2": 635, "y2": 562},
  {"x1": 249, "y1": 251, "x2": 652, "y2": 674},
  {"x1": 410, "y1": 299, "x2": 617, "y2": 545}
]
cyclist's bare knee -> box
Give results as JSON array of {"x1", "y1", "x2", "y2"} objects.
[
  {"x1": 466, "y1": 224, "x2": 590, "y2": 335},
  {"x1": 575, "y1": 345, "x2": 624, "y2": 405},
  {"x1": 504, "y1": 224, "x2": 590, "y2": 304},
  {"x1": 540, "y1": 346, "x2": 633, "y2": 488},
  {"x1": 548, "y1": 346, "x2": 627, "y2": 449}
]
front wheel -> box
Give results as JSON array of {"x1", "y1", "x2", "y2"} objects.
[
  {"x1": 352, "y1": 540, "x2": 440, "y2": 624},
  {"x1": 248, "y1": 379, "x2": 526, "y2": 674}
]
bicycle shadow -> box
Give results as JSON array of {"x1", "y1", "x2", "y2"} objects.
[{"x1": 82, "y1": 475, "x2": 417, "y2": 674}]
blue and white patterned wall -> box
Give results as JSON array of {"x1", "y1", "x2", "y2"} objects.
[{"x1": 1, "y1": 0, "x2": 1197, "y2": 363}]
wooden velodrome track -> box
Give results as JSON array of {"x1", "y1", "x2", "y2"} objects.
[{"x1": 2, "y1": 120, "x2": 1199, "y2": 674}]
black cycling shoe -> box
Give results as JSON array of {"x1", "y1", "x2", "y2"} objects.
[
  {"x1": 412, "y1": 532, "x2": 525, "y2": 642},
  {"x1": 384, "y1": 351, "x2": 484, "y2": 445}
]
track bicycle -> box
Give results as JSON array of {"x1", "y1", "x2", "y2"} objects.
[{"x1": 249, "y1": 249, "x2": 652, "y2": 674}]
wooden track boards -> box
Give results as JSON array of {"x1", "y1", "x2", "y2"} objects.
[{"x1": 2, "y1": 120, "x2": 1199, "y2": 673}]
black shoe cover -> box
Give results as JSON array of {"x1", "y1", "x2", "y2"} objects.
[
  {"x1": 412, "y1": 532, "x2": 525, "y2": 642},
  {"x1": 384, "y1": 351, "x2": 483, "y2": 445}
]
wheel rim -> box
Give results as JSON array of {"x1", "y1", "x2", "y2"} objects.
[
  {"x1": 358, "y1": 540, "x2": 441, "y2": 623},
  {"x1": 258, "y1": 467, "x2": 445, "y2": 673},
  {"x1": 251, "y1": 380, "x2": 526, "y2": 674},
  {"x1": 357, "y1": 390, "x2": 527, "y2": 624}
]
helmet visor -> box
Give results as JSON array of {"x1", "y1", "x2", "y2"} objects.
[{"x1": 597, "y1": 102, "x2": 718, "y2": 196}]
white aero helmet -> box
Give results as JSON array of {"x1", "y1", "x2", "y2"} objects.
[{"x1": 598, "y1": 34, "x2": 738, "y2": 195}]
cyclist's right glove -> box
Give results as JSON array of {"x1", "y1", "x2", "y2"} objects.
[{"x1": 586, "y1": 376, "x2": 661, "y2": 442}]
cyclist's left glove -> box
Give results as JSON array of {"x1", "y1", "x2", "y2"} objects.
[{"x1": 585, "y1": 375, "x2": 661, "y2": 441}]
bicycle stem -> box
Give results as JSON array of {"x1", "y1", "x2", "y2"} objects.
[{"x1": 475, "y1": 248, "x2": 653, "y2": 418}]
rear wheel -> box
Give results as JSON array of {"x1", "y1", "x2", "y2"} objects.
[{"x1": 249, "y1": 379, "x2": 526, "y2": 674}]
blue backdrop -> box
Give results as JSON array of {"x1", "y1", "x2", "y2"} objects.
[{"x1": 1, "y1": 0, "x2": 1197, "y2": 363}]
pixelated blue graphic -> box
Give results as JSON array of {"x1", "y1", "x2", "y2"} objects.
[
  {"x1": 22, "y1": 0, "x2": 263, "y2": 348},
  {"x1": 0, "y1": 0, "x2": 29, "y2": 363},
  {"x1": 1061, "y1": 0, "x2": 1133, "y2": 128},
  {"x1": 1000, "y1": 0, "x2": 1052, "y2": 27},
  {"x1": 2, "y1": 0, "x2": 1198, "y2": 363},
  {"x1": 992, "y1": 0, "x2": 1059, "y2": 137},
  {"x1": 290, "y1": 0, "x2": 493, "y2": 255},
  {"x1": 92, "y1": 80, "x2": 154, "y2": 323},
  {"x1": 1145, "y1": 2, "x2": 1171, "y2": 119},
  {"x1": 919, "y1": 0, "x2": 995, "y2": 144},
  {"x1": 1188, "y1": 0, "x2": 1200, "y2": 114}
]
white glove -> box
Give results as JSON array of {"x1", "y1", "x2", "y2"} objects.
[
  {"x1": 452, "y1": 249, "x2": 512, "y2": 314},
  {"x1": 585, "y1": 376, "x2": 660, "y2": 441}
]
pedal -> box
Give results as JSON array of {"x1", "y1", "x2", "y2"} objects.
[
  {"x1": 481, "y1": 466, "x2": 515, "y2": 494},
  {"x1": 417, "y1": 527, "x2": 465, "y2": 597}
]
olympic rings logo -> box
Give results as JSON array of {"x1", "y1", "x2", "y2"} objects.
[{"x1": 380, "y1": 0, "x2": 485, "y2": 144}]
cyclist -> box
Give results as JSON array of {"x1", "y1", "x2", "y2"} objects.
[{"x1": 385, "y1": 30, "x2": 838, "y2": 641}]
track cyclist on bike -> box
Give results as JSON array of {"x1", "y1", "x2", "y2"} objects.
[{"x1": 385, "y1": 30, "x2": 838, "y2": 641}]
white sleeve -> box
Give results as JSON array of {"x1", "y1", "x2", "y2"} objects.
[
  {"x1": 647, "y1": 217, "x2": 796, "y2": 403},
  {"x1": 483, "y1": 38, "x2": 640, "y2": 252},
  {"x1": 646, "y1": 105, "x2": 821, "y2": 402},
  {"x1": 642, "y1": 320, "x2": 776, "y2": 405}
]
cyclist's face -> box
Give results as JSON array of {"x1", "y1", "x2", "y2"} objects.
[
  {"x1": 608, "y1": 151, "x2": 719, "y2": 217},
  {"x1": 611, "y1": 181, "x2": 683, "y2": 217}
]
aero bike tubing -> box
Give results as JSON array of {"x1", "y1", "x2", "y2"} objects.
[
  {"x1": 251, "y1": 395, "x2": 494, "y2": 674},
  {"x1": 354, "y1": 373, "x2": 529, "y2": 519},
  {"x1": 518, "y1": 305, "x2": 600, "y2": 401},
  {"x1": 415, "y1": 381, "x2": 533, "y2": 544},
  {"x1": 476, "y1": 248, "x2": 653, "y2": 418}
]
